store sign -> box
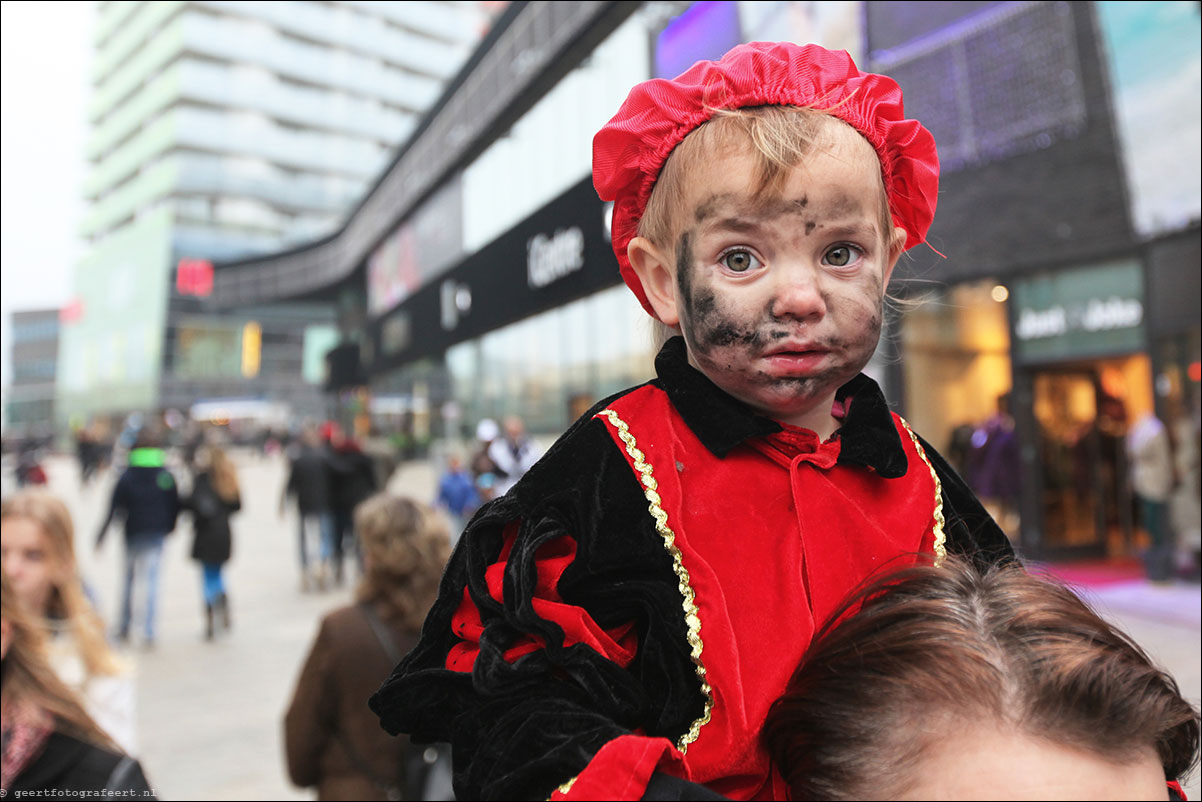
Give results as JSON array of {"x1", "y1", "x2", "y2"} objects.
[
  {"x1": 527, "y1": 227, "x2": 584, "y2": 288},
  {"x1": 1011, "y1": 260, "x2": 1146, "y2": 364},
  {"x1": 367, "y1": 175, "x2": 614, "y2": 372},
  {"x1": 440, "y1": 279, "x2": 472, "y2": 331},
  {"x1": 381, "y1": 312, "x2": 412, "y2": 355},
  {"x1": 176, "y1": 259, "x2": 214, "y2": 297},
  {"x1": 1015, "y1": 297, "x2": 1143, "y2": 340}
]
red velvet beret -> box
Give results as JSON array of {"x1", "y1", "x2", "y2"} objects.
[{"x1": 593, "y1": 42, "x2": 939, "y2": 316}]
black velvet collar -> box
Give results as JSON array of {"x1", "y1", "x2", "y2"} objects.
[{"x1": 653, "y1": 337, "x2": 909, "y2": 477}]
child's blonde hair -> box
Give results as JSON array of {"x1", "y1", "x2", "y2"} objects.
[{"x1": 638, "y1": 106, "x2": 897, "y2": 255}]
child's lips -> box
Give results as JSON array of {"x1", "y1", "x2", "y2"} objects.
[{"x1": 761, "y1": 346, "x2": 831, "y2": 373}]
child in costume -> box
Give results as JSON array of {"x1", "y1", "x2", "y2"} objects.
[{"x1": 371, "y1": 42, "x2": 1015, "y2": 801}]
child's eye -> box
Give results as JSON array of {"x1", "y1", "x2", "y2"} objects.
[
  {"x1": 719, "y1": 249, "x2": 762, "y2": 273},
  {"x1": 823, "y1": 245, "x2": 862, "y2": 268}
]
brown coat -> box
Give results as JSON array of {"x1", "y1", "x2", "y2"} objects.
[{"x1": 285, "y1": 603, "x2": 417, "y2": 800}]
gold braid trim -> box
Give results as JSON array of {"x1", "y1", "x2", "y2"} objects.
[
  {"x1": 897, "y1": 416, "x2": 946, "y2": 568},
  {"x1": 546, "y1": 409, "x2": 714, "y2": 799},
  {"x1": 598, "y1": 408, "x2": 714, "y2": 753},
  {"x1": 552, "y1": 776, "x2": 578, "y2": 798}
]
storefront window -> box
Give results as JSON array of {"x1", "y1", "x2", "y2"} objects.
[
  {"x1": 1031, "y1": 354, "x2": 1153, "y2": 554},
  {"x1": 446, "y1": 285, "x2": 657, "y2": 436},
  {"x1": 901, "y1": 279, "x2": 1017, "y2": 535}
]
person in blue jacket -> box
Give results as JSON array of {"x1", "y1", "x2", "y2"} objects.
[{"x1": 96, "y1": 427, "x2": 180, "y2": 647}]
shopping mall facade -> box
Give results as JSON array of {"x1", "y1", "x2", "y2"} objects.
[{"x1": 209, "y1": 0, "x2": 1201, "y2": 561}]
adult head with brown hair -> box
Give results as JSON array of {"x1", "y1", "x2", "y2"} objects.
[
  {"x1": 1, "y1": 489, "x2": 123, "y2": 678},
  {"x1": 284, "y1": 494, "x2": 450, "y2": 799},
  {"x1": 762, "y1": 556, "x2": 1200, "y2": 800},
  {"x1": 354, "y1": 493, "x2": 451, "y2": 632}
]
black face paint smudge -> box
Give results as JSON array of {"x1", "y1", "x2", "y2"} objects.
[
  {"x1": 759, "y1": 196, "x2": 808, "y2": 217},
  {"x1": 694, "y1": 194, "x2": 736, "y2": 223},
  {"x1": 805, "y1": 221, "x2": 817, "y2": 235},
  {"x1": 819, "y1": 193, "x2": 863, "y2": 221},
  {"x1": 675, "y1": 231, "x2": 693, "y2": 303},
  {"x1": 685, "y1": 287, "x2": 764, "y2": 350}
]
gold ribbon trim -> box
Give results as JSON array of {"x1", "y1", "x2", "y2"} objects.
[
  {"x1": 598, "y1": 408, "x2": 714, "y2": 753},
  {"x1": 897, "y1": 416, "x2": 947, "y2": 567}
]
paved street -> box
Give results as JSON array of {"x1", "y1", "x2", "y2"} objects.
[{"x1": 11, "y1": 452, "x2": 1202, "y2": 800}]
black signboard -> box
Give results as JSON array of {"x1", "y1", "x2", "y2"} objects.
[
  {"x1": 366, "y1": 175, "x2": 619, "y2": 374},
  {"x1": 326, "y1": 342, "x2": 365, "y2": 391}
]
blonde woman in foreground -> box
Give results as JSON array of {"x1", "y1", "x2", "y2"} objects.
[
  {"x1": 1, "y1": 572, "x2": 154, "y2": 796},
  {"x1": 1, "y1": 489, "x2": 137, "y2": 752}
]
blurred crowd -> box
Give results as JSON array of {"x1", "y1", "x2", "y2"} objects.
[{"x1": 0, "y1": 410, "x2": 544, "y2": 799}]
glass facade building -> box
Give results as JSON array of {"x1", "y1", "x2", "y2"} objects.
[
  {"x1": 57, "y1": 0, "x2": 491, "y2": 429},
  {"x1": 6, "y1": 310, "x2": 61, "y2": 434}
]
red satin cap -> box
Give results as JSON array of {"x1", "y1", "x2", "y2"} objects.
[{"x1": 593, "y1": 42, "x2": 939, "y2": 316}]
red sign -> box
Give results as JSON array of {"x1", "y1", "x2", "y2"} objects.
[
  {"x1": 176, "y1": 259, "x2": 214, "y2": 297},
  {"x1": 59, "y1": 298, "x2": 85, "y2": 323}
]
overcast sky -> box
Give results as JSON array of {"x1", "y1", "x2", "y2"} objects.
[{"x1": 1, "y1": 1, "x2": 93, "y2": 402}]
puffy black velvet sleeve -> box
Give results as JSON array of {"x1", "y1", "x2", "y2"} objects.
[
  {"x1": 369, "y1": 413, "x2": 706, "y2": 800},
  {"x1": 918, "y1": 434, "x2": 1018, "y2": 569}
]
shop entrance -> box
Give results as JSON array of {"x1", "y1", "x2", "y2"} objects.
[{"x1": 1031, "y1": 354, "x2": 1153, "y2": 557}]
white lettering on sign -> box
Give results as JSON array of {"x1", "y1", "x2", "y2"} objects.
[
  {"x1": 1016, "y1": 306, "x2": 1068, "y2": 340},
  {"x1": 440, "y1": 280, "x2": 471, "y2": 331},
  {"x1": 1016, "y1": 296, "x2": 1143, "y2": 341},
  {"x1": 1081, "y1": 297, "x2": 1142, "y2": 331},
  {"x1": 527, "y1": 227, "x2": 584, "y2": 289}
]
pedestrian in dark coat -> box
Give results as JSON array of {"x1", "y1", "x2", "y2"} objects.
[
  {"x1": 281, "y1": 428, "x2": 334, "y2": 591},
  {"x1": 95, "y1": 429, "x2": 179, "y2": 646},
  {"x1": 284, "y1": 494, "x2": 450, "y2": 801},
  {"x1": 183, "y1": 447, "x2": 241, "y2": 640},
  {"x1": 325, "y1": 430, "x2": 378, "y2": 586}
]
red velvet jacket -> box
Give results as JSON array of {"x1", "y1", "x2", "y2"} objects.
[{"x1": 371, "y1": 338, "x2": 1014, "y2": 800}]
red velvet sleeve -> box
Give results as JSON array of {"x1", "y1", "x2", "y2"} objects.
[{"x1": 446, "y1": 521, "x2": 639, "y2": 673}]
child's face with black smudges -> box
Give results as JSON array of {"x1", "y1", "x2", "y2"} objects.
[{"x1": 668, "y1": 125, "x2": 900, "y2": 434}]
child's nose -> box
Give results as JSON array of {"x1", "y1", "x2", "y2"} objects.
[{"x1": 770, "y1": 266, "x2": 827, "y2": 322}]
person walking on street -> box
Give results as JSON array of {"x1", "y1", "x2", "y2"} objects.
[
  {"x1": 434, "y1": 453, "x2": 479, "y2": 544},
  {"x1": 326, "y1": 427, "x2": 378, "y2": 586},
  {"x1": 183, "y1": 447, "x2": 241, "y2": 640},
  {"x1": 1128, "y1": 412, "x2": 1177, "y2": 582},
  {"x1": 95, "y1": 428, "x2": 179, "y2": 648},
  {"x1": 282, "y1": 427, "x2": 334, "y2": 591},
  {"x1": 469, "y1": 419, "x2": 503, "y2": 503},
  {"x1": 486, "y1": 416, "x2": 541, "y2": 497},
  {"x1": 284, "y1": 493, "x2": 451, "y2": 801}
]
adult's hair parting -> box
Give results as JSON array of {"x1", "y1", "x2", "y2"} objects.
[{"x1": 762, "y1": 556, "x2": 1201, "y2": 800}]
